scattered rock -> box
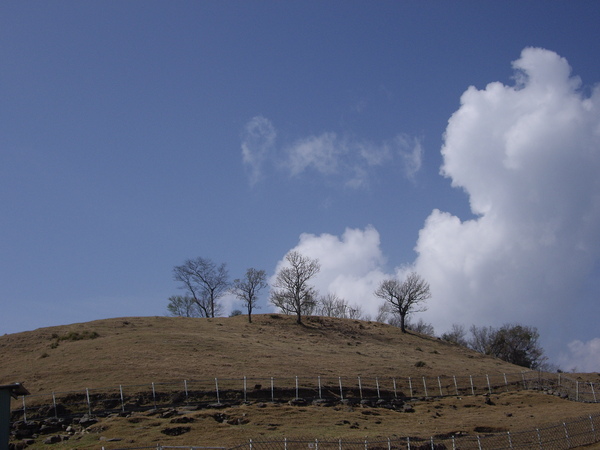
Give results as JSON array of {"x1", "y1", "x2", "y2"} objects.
[
  {"x1": 161, "y1": 426, "x2": 191, "y2": 436},
  {"x1": 170, "y1": 416, "x2": 195, "y2": 424}
]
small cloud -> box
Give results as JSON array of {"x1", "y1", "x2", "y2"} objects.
[
  {"x1": 241, "y1": 116, "x2": 276, "y2": 186},
  {"x1": 558, "y1": 338, "x2": 600, "y2": 372},
  {"x1": 285, "y1": 132, "x2": 341, "y2": 176}
]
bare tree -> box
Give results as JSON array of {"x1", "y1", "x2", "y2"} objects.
[
  {"x1": 173, "y1": 257, "x2": 229, "y2": 318},
  {"x1": 270, "y1": 251, "x2": 320, "y2": 324},
  {"x1": 374, "y1": 271, "x2": 431, "y2": 333},
  {"x1": 317, "y1": 293, "x2": 364, "y2": 319},
  {"x1": 230, "y1": 268, "x2": 268, "y2": 323},
  {"x1": 441, "y1": 323, "x2": 469, "y2": 346},
  {"x1": 166, "y1": 295, "x2": 202, "y2": 318}
]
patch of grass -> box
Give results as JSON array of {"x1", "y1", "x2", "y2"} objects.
[
  {"x1": 415, "y1": 361, "x2": 427, "y2": 368},
  {"x1": 49, "y1": 330, "x2": 100, "y2": 349}
]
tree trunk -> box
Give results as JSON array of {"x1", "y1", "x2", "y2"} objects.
[{"x1": 400, "y1": 314, "x2": 407, "y2": 333}]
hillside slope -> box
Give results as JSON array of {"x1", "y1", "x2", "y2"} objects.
[{"x1": 1, "y1": 314, "x2": 523, "y2": 394}]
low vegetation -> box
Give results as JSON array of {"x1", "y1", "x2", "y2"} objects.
[{"x1": 1, "y1": 315, "x2": 599, "y2": 448}]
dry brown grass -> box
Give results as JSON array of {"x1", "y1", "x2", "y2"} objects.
[{"x1": 2, "y1": 314, "x2": 599, "y2": 449}]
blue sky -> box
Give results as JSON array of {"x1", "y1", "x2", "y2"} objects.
[{"x1": 2, "y1": 1, "x2": 600, "y2": 371}]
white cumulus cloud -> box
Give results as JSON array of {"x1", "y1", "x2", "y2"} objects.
[
  {"x1": 270, "y1": 226, "x2": 390, "y2": 319},
  {"x1": 414, "y1": 47, "x2": 600, "y2": 369}
]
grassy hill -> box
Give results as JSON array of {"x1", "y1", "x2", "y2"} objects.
[{"x1": 1, "y1": 314, "x2": 599, "y2": 448}]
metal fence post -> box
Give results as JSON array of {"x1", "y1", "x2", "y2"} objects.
[
  {"x1": 437, "y1": 377, "x2": 443, "y2": 397},
  {"x1": 486, "y1": 374, "x2": 492, "y2": 394},
  {"x1": 152, "y1": 383, "x2": 157, "y2": 409},
  {"x1": 215, "y1": 378, "x2": 220, "y2": 404},
  {"x1": 470, "y1": 375, "x2": 475, "y2": 396},
  {"x1": 318, "y1": 376, "x2": 322, "y2": 399},
  {"x1": 376, "y1": 377, "x2": 380, "y2": 399},
  {"x1": 244, "y1": 376, "x2": 247, "y2": 402},
  {"x1": 590, "y1": 382, "x2": 597, "y2": 402},
  {"x1": 271, "y1": 377, "x2": 274, "y2": 402},
  {"x1": 52, "y1": 392, "x2": 57, "y2": 418},
  {"x1": 564, "y1": 422, "x2": 571, "y2": 448},
  {"x1": 393, "y1": 378, "x2": 397, "y2": 398},
  {"x1": 339, "y1": 377, "x2": 344, "y2": 400},
  {"x1": 453, "y1": 375, "x2": 458, "y2": 396},
  {"x1": 408, "y1": 377, "x2": 413, "y2": 398},
  {"x1": 86, "y1": 388, "x2": 91, "y2": 415},
  {"x1": 119, "y1": 385, "x2": 125, "y2": 412},
  {"x1": 358, "y1": 376, "x2": 363, "y2": 399},
  {"x1": 423, "y1": 377, "x2": 428, "y2": 398}
]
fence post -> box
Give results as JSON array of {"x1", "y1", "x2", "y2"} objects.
[
  {"x1": 470, "y1": 375, "x2": 475, "y2": 396},
  {"x1": 358, "y1": 376, "x2": 363, "y2": 399},
  {"x1": 316, "y1": 438, "x2": 319, "y2": 450},
  {"x1": 564, "y1": 422, "x2": 571, "y2": 448},
  {"x1": 215, "y1": 378, "x2": 220, "y2": 404},
  {"x1": 409, "y1": 377, "x2": 413, "y2": 398},
  {"x1": 521, "y1": 372, "x2": 526, "y2": 389},
  {"x1": 152, "y1": 383, "x2": 157, "y2": 409},
  {"x1": 249, "y1": 438, "x2": 253, "y2": 450},
  {"x1": 486, "y1": 374, "x2": 492, "y2": 394},
  {"x1": 476, "y1": 435, "x2": 482, "y2": 450},
  {"x1": 393, "y1": 378, "x2": 397, "y2": 398},
  {"x1": 271, "y1": 377, "x2": 274, "y2": 402},
  {"x1": 507, "y1": 431, "x2": 513, "y2": 449},
  {"x1": 119, "y1": 385, "x2": 125, "y2": 412},
  {"x1": 243, "y1": 376, "x2": 247, "y2": 402},
  {"x1": 536, "y1": 428, "x2": 542, "y2": 449},
  {"x1": 453, "y1": 375, "x2": 458, "y2": 396},
  {"x1": 184, "y1": 379, "x2": 188, "y2": 400},
  {"x1": 339, "y1": 377, "x2": 344, "y2": 400},
  {"x1": 295, "y1": 376, "x2": 299, "y2": 400},
  {"x1": 52, "y1": 392, "x2": 57, "y2": 418},
  {"x1": 318, "y1": 376, "x2": 322, "y2": 399},
  {"x1": 437, "y1": 377, "x2": 443, "y2": 397},
  {"x1": 22, "y1": 395, "x2": 27, "y2": 423},
  {"x1": 590, "y1": 415, "x2": 596, "y2": 442},
  {"x1": 590, "y1": 382, "x2": 597, "y2": 402},
  {"x1": 576, "y1": 381, "x2": 580, "y2": 402},
  {"x1": 364, "y1": 437, "x2": 368, "y2": 450},
  {"x1": 387, "y1": 437, "x2": 391, "y2": 450},
  {"x1": 406, "y1": 436, "x2": 411, "y2": 450},
  {"x1": 376, "y1": 377, "x2": 380, "y2": 399},
  {"x1": 451, "y1": 435, "x2": 456, "y2": 450},
  {"x1": 423, "y1": 377, "x2": 428, "y2": 398},
  {"x1": 86, "y1": 388, "x2": 91, "y2": 415},
  {"x1": 503, "y1": 373, "x2": 508, "y2": 392},
  {"x1": 284, "y1": 438, "x2": 287, "y2": 450},
  {"x1": 338, "y1": 438, "x2": 342, "y2": 450}
]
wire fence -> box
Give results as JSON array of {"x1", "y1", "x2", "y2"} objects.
[
  {"x1": 99, "y1": 413, "x2": 600, "y2": 450},
  {"x1": 225, "y1": 413, "x2": 600, "y2": 450},
  {"x1": 9, "y1": 371, "x2": 599, "y2": 422}
]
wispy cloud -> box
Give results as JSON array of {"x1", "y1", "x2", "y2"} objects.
[
  {"x1": 241, "y1": 116, "x2": 276, "y2": 186},
  {"x1": 240, "y1": 117, "x2": 423, "y2": 188}
]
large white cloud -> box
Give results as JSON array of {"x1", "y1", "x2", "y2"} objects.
[{"x1": 415, "y1": 48, "x2": 600, "y2": 368}]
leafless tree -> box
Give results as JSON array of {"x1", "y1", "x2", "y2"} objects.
[
  {"x1": 270, "y1": 251, "x2": 320, "y2": 324},
  {"x1": 230, "y1": 268, "x2": 268, "y2": 323},
  {"x1": 374, "y1": 271, "x2": 431, "y2": 333},
  {"x1": 317, "y1": 293, "x2": 364, "y2": 319},
  {"x1": 166, "y1": 295, "x2": 202, "y2": 318},
  {"x1": 441, "y1": 323, "x2": 469, "y2": 346},
  {"x1": 173, "y1": 257, "x2": 229, "y2": 318}
]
